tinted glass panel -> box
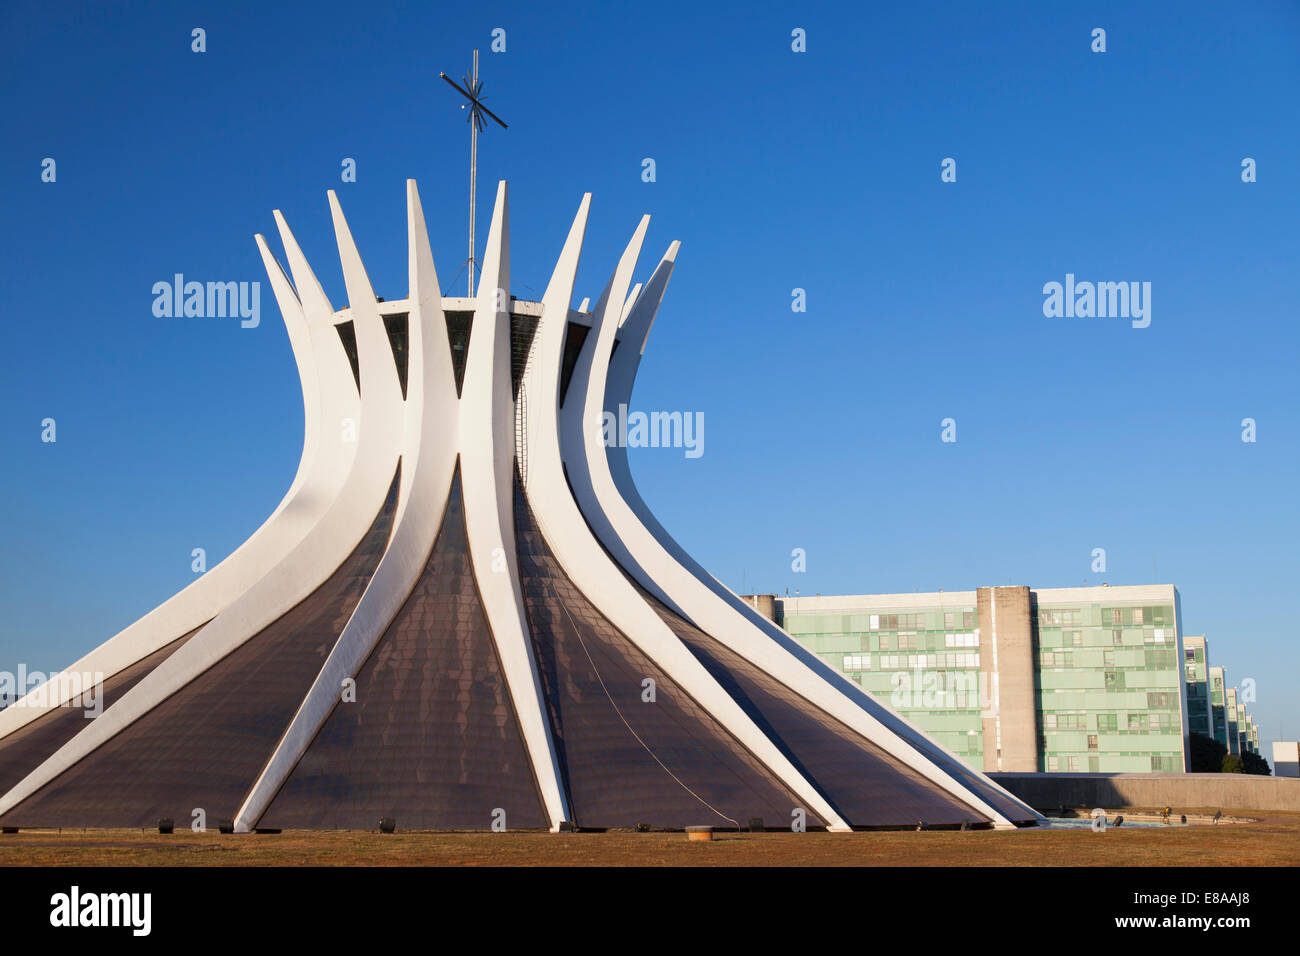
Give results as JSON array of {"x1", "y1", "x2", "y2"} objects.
[
  {"x1": 444, "y1": 311, "x2": 473, "y2": 397},
  {"x1": 514, "y1": 480, "x2": 816, "y2": 830},
  {"x1": 558, "y1": 322, "x2": 590, "y2": 407},
  {"x1": 335, "y1": 321, "x2": 362, "y2": 394},
  {"x1": 510, "y1": 314, "x2": 539, "y2": 400},
  {"x1": 0, "y1": 467, "x2": 401, "y2": 828},
  {"x1": 259, "y1": 466, "x2": 547, "y2": 830},
  {"x1": 0, "y1": 626, "x2": 204, "y2": 797},
  {"x1": 382, "y1": 312, "x2": 409, "y2": 400},
  {"x1": 644, "y1": 589, "x2": 989, "y2": 828}
]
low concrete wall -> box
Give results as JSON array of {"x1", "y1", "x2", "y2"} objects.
[{"x1": 991, "y1": 772, "x2": 1300, "y2": 813}]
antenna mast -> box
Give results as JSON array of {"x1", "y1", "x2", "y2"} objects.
[{"x1": 440, "y1": 50, "x2": 509, "y2": 297}]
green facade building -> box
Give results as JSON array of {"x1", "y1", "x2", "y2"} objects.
[
  {"x1": 1209, "y1": 665, "x2": 1229, "y2": 750},
  {"x1": 1226, "y1": 687, "x2": 1242, "y2": 756},
  {"x1": 763, "y1": 584, "x2": 1197, "y2": 773},
  {"x1": 749, "y1": 585, "x2": 1261, "y2": 775},
  {"x1": 1183, "y1": 636, "x2": 1212, "y2": 738}
]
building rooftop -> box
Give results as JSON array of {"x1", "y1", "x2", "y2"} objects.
[{"x1": 776, "y1": 583, "x2": 1178, "y2": 614}]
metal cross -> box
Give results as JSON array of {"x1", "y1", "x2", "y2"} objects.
[{"x1": 441, "y1": 50, "x2": 509, "y2": 297}]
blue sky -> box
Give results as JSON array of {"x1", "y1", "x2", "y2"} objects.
[{"x1": 2, "y1": 1, "x2": 1297, "y2": 742}]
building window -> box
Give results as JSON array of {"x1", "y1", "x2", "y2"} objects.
[
  {"x1": 1087, "y1": 735, "x2": 1098, "y2": 750},
  {"x1": 1041, "y1": 608, "x2": 1081, "y2": 627}
]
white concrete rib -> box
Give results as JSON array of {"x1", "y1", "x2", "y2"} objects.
[
  {"x1": 526, "y1": 200, "x2": 851, "y2": 831},
  {"x1": 591, "y1": 248, "x2": 1038, "y2": 827},
  {"x1": 233, "y1": 182, "x2": 462, "y2": 831},
  {"x1": 455, "y1": 182, "x2": 571, "y2": 830},
  {"x1": 0, "y1": 192, "x2": 407, "y2": 819},
  {"x1": 0, "y1": 219, "x2": 360, "y2": 743}
]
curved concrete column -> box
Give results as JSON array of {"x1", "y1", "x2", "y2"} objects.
[
  {"x1": 0, "y1": 191, "x2": 407, "y2": 819},
  {"x1": 591, "y1": 250, "x2": 1036, "y2": 827},
  {"x1": 524, "y1": 201, "x2": 851, "y2": 831},
  {"x1": 454, "y1": 182, "x2": 571, "y2": 830},
  {"x1": 0, "y1": 213, "x2": 360, "y2": 743},
  {"x1": 232, "y1": 181, "x2": 463, "y2": 830}
]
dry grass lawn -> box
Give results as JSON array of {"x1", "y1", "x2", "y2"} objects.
[{"x1": 2, "y1": 809, "x2": 1298, "y2": 866}]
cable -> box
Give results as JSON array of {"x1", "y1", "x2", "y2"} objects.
[{"x1": 548, "y1": 581, "x2": 741, "y2": 830}]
